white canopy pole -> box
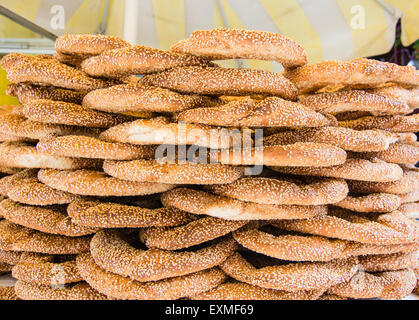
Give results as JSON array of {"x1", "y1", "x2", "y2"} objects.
[{"x1": 123, "y1": 0, "x2": 139, "y2": 43}]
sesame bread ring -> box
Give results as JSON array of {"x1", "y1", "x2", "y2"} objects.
[
  {"x1": 0, "y1": 286, "x2": 18, "y2": 300},
  {"x1": 6, "y1": 179, "x2": 81, "y2": 206},
  {"x1": 220, "y1": 252, "x2": 359, "y2": 291},
  {"x1": 0, "y1": 249, "x2": 21, "y2": 265},
  {"x1": 12, "y1": 253, "x2": 82, "y2": 286},
  {"x1": 327, "y1": 268, "x2": 417, "y2": 299},
  {"x1": 264, "y1": 127, "x2": 398, "y2": 152},
  {"x1": 142, "y1": 66, "x2": 298, "y2": 99},
  {"x1": 206, "y1": 177, "x2": 348, "y2": 206},
  {"x1": 176, "y1": 96, "x2": 331, "y2": 128},
  {"x1": 22, "y1": 99, "x2": 133, "y2": 128},
  {"x1": 90, "y1": 229, "x2": 236, "y2": 281},
  {"x1": 359, "y1": 252, "x2": 418, "y2": 272},
  {"x1": 53, "y1": 51, "x2": 89, "y2": 67},
  {"x1": 37, "y1": 134, "x2": 156, "y2": 160},
  {"x1": 76, "y1": 252, "x2": 226, "y2": 300},
  {"x1": 273, "y1": 209, "x2": 418, "y2": 245},
  {"x1": 0, "y1": 166, "x2": 20, "y2": 175},
  {"x1": 161, "y1": 188, "x2": 327, "y2": 220},
  {"x1": 360, "y1": 142, "x2": 419, "y2": 164},
  {"x1": 14, "y1": 280, "x2": 108, "y2": 300},
  {"x1": 299, "y1": 90, "x2": 411, "y2": 115},
  {"x1": 348, "y1": 170, "x2": 419, "y2": 194},
  {"x1": 233, "y1": 223, "x2": 419, "y2": 262},
  {"x1": 103, "y1": 159, "x2": 244, "y2": 185},
  {"x1": 99, "y1": 117, "x2": 247, "y2": 149},
  {"x1": 0, "y1": 220, "x2": 90, "y2": 254},
  {"x1": 0, "y1": 53, "x2": 115, "y2": 91},
  {"x1": 285, "y1": 58, "x2": 419, "y2": 93},
  {"x1": 398, "y1": 202, "x2": 419, "y2": 219},
  {"x1": 215, "y1": 143, "x2": 347, "y2": 167},
  {"x1": 396, "y1": 132, "x2": 417, "y2": 144},
  {"x1": 367, "y1": 85, "x2": 419, "y2": 109},
  {"x1": 400, "y1": 189, "x2": 419, "y2": 204},
  {"x1": 334, "y1": 193, "x2": 401, "y2": 213},
  {"x1": 191, "y1": 282, "x2": 324, "y2": 300},
  {"x1": 0, "y1": 199, "x2": 97, "y2": 237},
  {"x1": 273, "y1": 158, "x2": 403, "y2": 182},
  {"x1": 0, "y1": 142, "x2": 101, "y2": 170},
  {"x1": 338, "y1": 114, "x2": 419, "y2": 132},
  {"x1": 6, "y1": 83, "x2": 87, "y2": 104},
  {"x1": 38, "y1": 169, "x2": 174, "y2": 197},
  {"x1": 55, "y1": 34, "x2": 131, "y2": 57},
  {"x1": 171, "y1": 28, "x2": 307, "y2": 69},
  {"x1": 0, "y1": 113, "x2": 103, "y2": 140},
  {"x1": 81, "y1": 45, "x2": 212, "y2": 78},
  {"x1": 139, "y1": 217, "x2": 248, "y2": 250},
  {"x1": 83, "y1": 83, "x2": 217, "y2": 113},
  {"x1": 67, "y1": 200, "x2": 194, "y2": 228},
  {"x1": 0, "y1": 262, "x2": 12, "y2": 273},
  {"x1": 0, "y1": 168, "x2": 38, "y2": 195}
]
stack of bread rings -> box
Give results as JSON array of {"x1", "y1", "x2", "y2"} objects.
[{"x1": 0, "y1": 29, "x2": 417, "y2": 300}]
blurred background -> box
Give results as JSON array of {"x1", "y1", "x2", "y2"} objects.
[{"x1": 0, "y1": 0, "x2": 417, "y2": 104}]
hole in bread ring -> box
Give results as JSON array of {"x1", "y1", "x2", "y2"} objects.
[
  {"x1": 76, "y1": 252, "x2": 226, "y2": 300},
  {"x1": 67, "y1": 200, "x2": 194, "y2": 228},
  {"x1": 140, "y1": 217, "x2": 248, "y2": 250},
  {"x1": 90, "y1": 229, "x2": 237, "y2": 281},
  {"x1": 161, "y1": 188, "x2": 327, "y2": 220},
  {"x1": 220, "y1": 251, "x2": 359, "y2": 291}
]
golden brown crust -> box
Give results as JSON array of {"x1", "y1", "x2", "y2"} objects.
[
  {"x1": 0, "y1": 53, "x2": 115, "y2": 91},
  {"x1": 191, "y1": 282, "x2": 323, "y2": 300},
  {"x1": 0, "y1": 199, "x2": 97, "y2": 237},
  {"x1": 38, "y1": 169, "x2": 174, "y2": 197},
  {"x1": 399, "y1": 189, "x2": 419, "y2": 204},
  {"x1": 22, "y1": 99, "x2": 133, "y2": 128},
  {"x1": 83, "y1": 83, "x2": 217, "y2": 113},
  {"x1": 273, "y1": 158, "x2": 403, "y2": 182},
  {"x1": 206, "y1": 177, "x2": 348, "y2": 206},
  {"x1": 367, "y1": 85, "x2": 419, "y2": 109},
  {"x1": 14, "y1": 280, "x2": 109, "y2": 300},
  {"x1": 220, "y1": 252, "x2": 359, "y2": 291},
  {"x1": 299, "y1": 90, "x2": 411, "y2": 115},
  {"x1": 335, "y1": 193, "x2": 401, "y2": 213},
  {"x1": 327, "y1": 268, "x2": 417, "y2": 299},
  {"x1": 0, "y1": 168, "x2": 38, "y2": 195},
  {"x1": 67, "y1": 200, "x2": 194, "y2": 228},
  {"x1": 171, "y1": 28, "x2": 307, "y2": 68},
  {"x1": 6, "y1": 83, "x2": 87, "y2": 104},
  {"x1": 103, "y1": 159, "x2": 244, "y2": 185},
  {"x1": 0, "y1": 142, "x2": 101, "y2": 170},
  {"x1": 176, "y1": 97, "x2": 331, "y2": 127},
  {"x1": 360, "y1": 142, "x2": 419, "y2": 164},
  {"x1": 90, "y1": 230, "x2": 236, "y2": 281},
  {"x1": 0, "y1": 220, "x2": 91, "y2": 254},
  {"x1": 81, "y1": 45, "x2": 213, "y2": 77},
  {"x1": 142, "y1": 66, "x2": 298, "y2": 99},
  {"x1": 37, "y1": 134, "x2": 157, "y2": 160},
  {"x1": 140, "y1": 217, "x2": 247, "y2": 250},
  {"x1": 338, "y1": 114, "x2": 419, "y2": 132},
  {"x1": 76, "y1": 252, "x2": 226, "y2": 300},
  {"x1": 0, "y1": 248, "x2": 22, "y2": 265},
  {"x1": 359, "y1": 252, "x2": 418, "y2": 272},
  {"x1": 0, "y1": 286, "x2": 18, "y2": 300},
  {"x1": 286, "y1": 58, "x2": 419, "y2": 93},
  {"x1": 398, "y1": 202, "x2": 419, "y2": 219},
  {"x1": 161, "y1": 188, "x2": 327, "y2": 220}
]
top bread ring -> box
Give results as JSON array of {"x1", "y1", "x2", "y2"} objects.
[
  {"x1": 103, "y1": 159, "x2": 244, "y2": 185},
  {"x1": 55, "y1": 34, "x2": 131, "y2": 57},
  {"x1": 273, "y1": 158, "x2": 403, "y2": 182},
  {"x1": 338, "y1": 114, "x2": 419, "y2": 132},
  {"x1": 299, "y1": 90, "x2": 411, "y2": 115},
  {"x1": 264, "y1": 127, "x2": 398, "y2": 152},
  {"x1": 141, "y1": 66, "x2": 298, "y2": 99},
  {"x1": 171, "y1": 28, "x2": 307, "y2": 68},
  {"x1": 22, "y1": 99, "x2": 133, "y2": 128},
  {"x1": 0, "y1": 53, "x2": 115, "y2": 91},
  {"x1": 82, "y1": 83, "x2": 217, "y2": 114},
  {"x1": 37, "y1": 169, "x2": 174, "y2": 197},
  {"x1": 81, "y1": 45, "x2": 213, "y2": 78},
  {"x1": 161, "y1": 188, "x2": 327, "y2": 221},
  {"x1": 99, "y1": 116, "x2": 247, "y2": 149},
  {"x1": 285, "y1": 58, "x2": 419, "y2": 93},
  {"x1": 176, "y1": 97, "x2": 331, "y2": 128},
  {"x1": 205, "y1": 177, "x2": 348, "y2": 206},
  {"x1": 6, "y1": 83, "x2": 87, "y2": 105},
  {"x1": 90, "y1": 229, "x2": 237, "y2": 281},
  {"x1": 367, "y1": 85, "x2": 419, "y2": 109}
]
